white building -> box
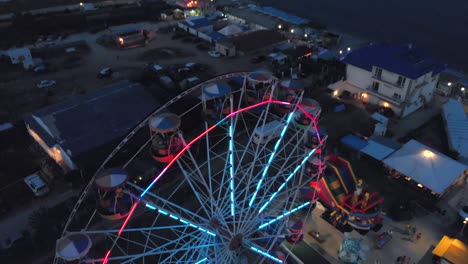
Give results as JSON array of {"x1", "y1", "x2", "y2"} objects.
[
  {"x1": 7, "y1": 47, "x2": 34, "y2": 70},
  {"x1": 329, "y1": 43, "x2": 445, "y2": 118}
]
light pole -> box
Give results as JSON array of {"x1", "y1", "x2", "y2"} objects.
[{"x1": 461, "y1": 218, "x2": 468, "y2": 236}]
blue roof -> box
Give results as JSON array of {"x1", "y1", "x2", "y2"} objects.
[
  {"x1": 252, "y1": 6, "x2": 309, "y2": 25},
  {"x1": 340, "y1": 134, "x2": 368, "y2": 150},
  {"x1": 182, "y1": 17, "x2": 213, "y2": 29},
  {"x1": 208, "y1": 31, "x2": 226, "y2": 41},
  {"x1": 25, "y1": 81, "x2": 158, "y2": 157},
  {"x1": 342, "y1": 43, "x2": 445, "y2": 79}
]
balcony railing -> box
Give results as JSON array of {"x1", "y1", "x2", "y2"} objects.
[
  {"x1": 372, "y1": 75, "x2": 404, "y2": 88},
  {"x1": 366, "y1": 86, "x2": 403, "y2": 105}
]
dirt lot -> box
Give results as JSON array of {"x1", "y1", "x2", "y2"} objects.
[{"x1": 0, "y1": 22, "x2": 259, "y2": 122}]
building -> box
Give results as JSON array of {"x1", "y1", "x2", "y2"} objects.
[
  {"x1": 441, "y1": 99, "x2": 468, "y2": 164},
  {"x1": 225, "y1": 7, "x2": 281, "y2": 30},
  {"x1": 7, "y1": 48, "x2": 34, "y2": 69},
  {"x1": 24, "y1": 81, "x2": 158, "y2": 172},
  {"x1": 436, "y1": 68, "x2": 468, "y2": 97},
  {"x1": 432, "y1": 236, "x2": 468, "y2": 264},
  {"x1": 178, "y1": 16, "x2": 213, "y2": 37},
  {"x1": 216, "y1": 30, "x2": 285, "y2": 56},
  {"x1": 329, "y1": 43, "x2": 445, "y2": 117},
  {"x1": 114, "y1": 29, "x2": 147, "y2": 48}
]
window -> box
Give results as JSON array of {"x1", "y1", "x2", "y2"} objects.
[
  {"x1": 393, "y1": 93, "x2": 401, "y2": 100},
  {"x1": 397, "y1": 76, "x2": 406, "y2": 87},
  {"x1": 374, "y1": 67, "x2": 383, "y2": 78},
  {"x1": 372, "y1": 81, "x2": 379, "y2": 91}
]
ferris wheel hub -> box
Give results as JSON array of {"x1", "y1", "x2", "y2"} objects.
[{"x1": 229, "y1": 234, "x2": 244, "y2": 251}]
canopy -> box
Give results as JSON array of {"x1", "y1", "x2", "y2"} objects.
[
  {"x1": 341, "y1": 135, "x2": 400, "y2": 161},
  {"x1": 149, "y1": 113, "x2": 181, "y2": 133},
  {"x1": 383, "y1": 140, "x2": 468, "y2": 194},
  {"x1": 95, "y1": 168, "x2": 128, "y2": 190},
  {"x1": 202, "y1": 83, "x2": 232, "y2": 99},
  {"x1": 432, "y1": 236, "x2": 468, "y2": 264},
  {"x1": 280, "y1": 79, "x2": 302, "y2": 91},
  {"x1": 56, "y1": 233, "x2": 92, "y2": 261},
  {"x1": 248, "y1": 70, "x2": 273, "y2": 83}
]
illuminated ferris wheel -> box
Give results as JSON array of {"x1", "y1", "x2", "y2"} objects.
[{"x1": 55, "y1": 71, "x2": 327, "y2": 264}]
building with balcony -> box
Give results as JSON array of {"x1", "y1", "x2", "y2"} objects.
[{"x1": 329, "y1": 43, "x2": 445, "y2": 117}]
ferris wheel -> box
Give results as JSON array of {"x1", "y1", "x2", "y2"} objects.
[{"x1": 55, "y1": 71, "x2": 327, "y2": 264}]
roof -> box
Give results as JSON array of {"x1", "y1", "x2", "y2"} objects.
[
  {"x1": 442, "y1": 99, "x2": 468, "y2": 159},
  {"x1": 432, "y1": 236, "x2": 468, "y2": 264},
  {"x1": 208, "y1": 31, "x2": 226, "y2": 41},
  {"x1": 218, "y1": 24, "x2": 249, "y2": 36},
  {"x1": 7, "y1": 47, "x2": 31, "y2": 57},
  {"x1": 371, "y1": 112, "x2": 388, "y2": 124},
  {"x1": 342, "y1": 43, "x2": 445, "y2": 79},
  {"x1": 229, "y1": 30, "x2": 285, "y2": 52},
  {"x1": 181, "y1": 16, "x2": 213, "y2": 29},
  {"x1": 251, "y1": 6, "x2": 309, "y2": 25},
  {"x1": 25, "y1": 81, "x2": 158, "y2": 158},
  {"x1": 383, "y1": 140, "x2": 468, "y2": 194},
  {"x1": 226, "y1": 8, "x2": 280, "y2": 29}
]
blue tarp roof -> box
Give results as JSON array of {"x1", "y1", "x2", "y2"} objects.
[
  {"x1": 252, "y1": 6, "x2": 309, "y2": 25},
  {"x1": 208, "y1": 31, "x2": 226, "y2": 41},
  {"x1": 342, "y1": 43, "x2": 445, "y2": 79},
  {"x1": 340, "y1": 134, "x2": 368, "y2": 150},
  {"x1": 182, "y1": 17, "x2": 213, "y2": 29},
  {"x1": 25, "y1": 81, "x2": 159, "y2": 157}
]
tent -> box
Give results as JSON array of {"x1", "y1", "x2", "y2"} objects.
[
  {"x1": 383, "y1": 140, "x2": 467, "y2": 194},
  {"x1": 340, "y1": 134, "x2": 400, "y2": 161}
]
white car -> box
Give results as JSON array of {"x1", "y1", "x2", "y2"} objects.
[
  {"x1": 37, "y1": 80, "x2": 56, "y2": 89},
  {"x1": 208, "y1": 51, "x2": 221, "y2": 58},
  {"x1": 24, "y1": 173, "x2": 50, "y2": 197}
]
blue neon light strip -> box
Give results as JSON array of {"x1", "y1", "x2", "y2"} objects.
[
  {"x1": 258, "y1": 201, "x2": 310, "y2": 230},
  {"x1": 259, "y1": 147, "x2": 318, "y2": 213},
  {"x1": 249, "y1": 113, "x2": 295, "y2": 208},
  {"x1": 194, "y1": 257, "x2": 208, "y2": 264},
  {"x1": 250, "y1": 246, "x2": 283, "y2": 263},
  {"x1": 229, "y1": 124, "x2": 235, "y2": 216},
  {"x1": 145, "y1": 203, "x2": 216, "y2": 237}
]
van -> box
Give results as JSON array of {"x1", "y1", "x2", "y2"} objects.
[
  {"x1": 24, "y1": 173, "x2": 50, "y2": 197},
  {"x1": 252, "y1": 120, "x2": 284, "y2": 145}
]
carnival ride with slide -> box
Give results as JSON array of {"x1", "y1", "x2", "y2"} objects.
[
  {"x1": 53, "y1": 71, "x2": 327, "y2": 263},
  {"x1": 307, "y1": 154, "x2": 384, "y2": 230}
]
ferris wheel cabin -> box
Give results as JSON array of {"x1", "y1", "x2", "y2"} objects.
[
  {"x1": 148, "y1": 113, "x2": 183, "y2": 163},
  {"x1": 95, "y1": 168, "x2": 134, "y2": 220},
  {"x1": 202, "y1": 82, "x2": 232, "y2": 121}
]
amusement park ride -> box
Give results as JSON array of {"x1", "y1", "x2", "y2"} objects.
[{"x1": 53, "y1": 71, "x2": 383, "y2": 264}]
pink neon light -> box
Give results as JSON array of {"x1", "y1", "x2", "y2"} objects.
[
  {"x1": 295, "y1": 103, "x2": 324, "y2": 145},
  {"x1": 103, "y1": 250, "x2": 111, "y2": 264},
  {"x1": 108, "y1": 99, "x2": 311, "y2": 261}
]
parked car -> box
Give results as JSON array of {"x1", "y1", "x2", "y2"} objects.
[
  {"x1": 33, "y1": 65, "x2": 47, "y2": 73},
  {"x1": 208, "y1": 50, "x2": 221, "y2": 58},
  {"x1": 24, "y1": 173, "x2": 50, "y2": 197},
  {"x1": 179, "y1": 77, "x2": 201, "y2": 90},
  {"x1": 158, "y1": 75, "x2": 175, "y2": 89},
  {"x1": 36, "y1": 80, "x2": 56, "y2": 89},
  {"x1": 99, "y1": 67, "x2": 113, "y2": 78}
]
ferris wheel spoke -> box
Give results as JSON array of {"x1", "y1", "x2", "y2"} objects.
[
  {"x1": 256, "y1": 142, "x2": 321, "y2": 214},
  {"x1": 158, "y1": 230, "x2": 212, "y2": 264},
  {"x1": 244, "y1": 241, "x2": 283, "y2": 264},
  {"x1": 129, "y1": 183, "x2": 209, "y2": 225}
]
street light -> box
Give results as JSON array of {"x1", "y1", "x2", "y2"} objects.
[
  {"x1": 461, "y1": 218, "x2": 468, "y2": 235},
  {"x1": 448, "y1": 82, "x2": 452, "y2": 86},
  {"x1": 304, "y1": 34, "x2": 308, "y2": 38},
  {"x1": 278, "y1": 24, "x2": 282, "y2": 29},
  {"x1": 339, "y1": 50, "x2": 343, "y2": 55},
  {"x1": 462, "y1": 87, "x2": 465, "y2": 92},
  {"x1": 347, "y1": 47, "x2": 351, "y2": 52},
  {"x1": 290, "y1": 29, "x2": 295, "y2": 33}
]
